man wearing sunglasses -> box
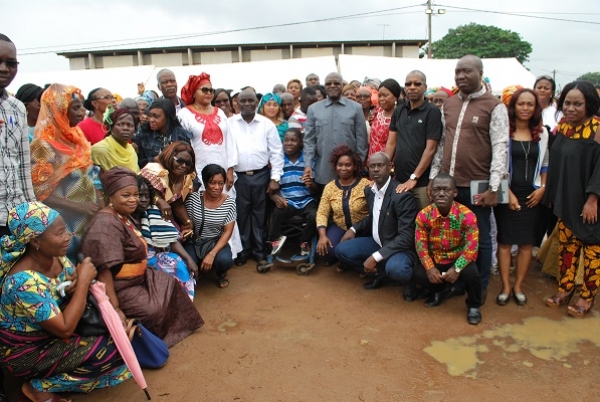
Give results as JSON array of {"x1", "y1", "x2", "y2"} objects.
[
  {"x1": 429, "y1": 55, "x2": 509, "y2": 303},
  {"x1": 157, "y1": 69, "x2": 185, "y2": 113},
  {"x1": 0, "y1": 33, "x2": 36, "y2": 402}
]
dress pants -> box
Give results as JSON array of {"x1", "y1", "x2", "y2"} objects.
[
  {"x1": 268, "y1": 201, "x2": 317, "y2": 243},
  {"x1": 412, "y1": 262, "x2": 482, "y2": 308},
  {"x1": 234, "y1": 169, "x2": 270, "y2": 259},
  {"x1": 335, "y1": 236, "x2": 413, "y2": 283},
  {"x1": 456, "y1": 187, "x2": 492, "y2": 289}
]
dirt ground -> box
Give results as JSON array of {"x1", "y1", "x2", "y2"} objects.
[{"x1": 5, "y1": 258, "x2": 599, "y2": 402}]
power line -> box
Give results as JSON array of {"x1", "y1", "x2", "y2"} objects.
[{"x1": 19, "y1": 4, "x2": 423, "y2": 56}]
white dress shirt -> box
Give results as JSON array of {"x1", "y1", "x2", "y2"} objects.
[
  {"x1": 228, "y1": 113, "x2": 284, "y2": 181},
  {"x1": 371, "y1": 177, "x2": 391, "y2": 262}
]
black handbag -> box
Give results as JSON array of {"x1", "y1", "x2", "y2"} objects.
[
  {"x1": 193, "y1": 192, "x2": 219, "y2": 259},
  {"x1": 75, "y1": 292, "x2": 108, "y2": 337}
]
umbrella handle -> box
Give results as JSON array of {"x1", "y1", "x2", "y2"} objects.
[{"x1": 56, "y1": 281, "x2": 72, "y2": 298}]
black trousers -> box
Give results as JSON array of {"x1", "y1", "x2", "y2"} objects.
[
  {"x1": 268, "y1": 201, "x2": 317, "y2": 243},
  {"x1": 234, "y1": 169, "x2": 270, "y2": 259},
  {"x1": 412, "y1": 262, "x2": 482, "y2": 308}
]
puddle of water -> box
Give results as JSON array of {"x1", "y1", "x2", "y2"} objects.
[{"x1": 424, "y1": 315, "x2": 600, "y2": 378}]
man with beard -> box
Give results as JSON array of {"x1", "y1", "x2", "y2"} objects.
[
  {"x1": 413, "y1": 173, "x2": 482, "y2": 324},
  {"x1": 303, "y1": 72, "x2": 368, "y2": 190},
  {"x1": 229, "y1": 89, "x2": 283, "y2": 265},
  {"x1": 157, "y1": 68, "x2": 185, "y2": 112}
]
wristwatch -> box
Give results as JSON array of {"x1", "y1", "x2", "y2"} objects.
[
  {"x1": 409, "y1": 173, "x2": 418, "y2": 181},
  {"x1": 490, "y1": 185, "x2": 498, "y2": 193},
  {"x1": 272, "y1": 178, "x2": 280, "y2": 183}
]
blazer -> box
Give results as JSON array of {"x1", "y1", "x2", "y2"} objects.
[{"x1": 353, "y1": 178, "x2": 418, "y2": 261}]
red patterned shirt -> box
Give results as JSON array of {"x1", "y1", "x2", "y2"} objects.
[{"x1": 415, "y1": 201, "x2": 478, "y2": 270}]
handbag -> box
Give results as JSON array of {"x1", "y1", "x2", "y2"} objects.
[
  {"x1": 127, "y1": 320, "x2": 169, "y2": 369},
  {"x1": 192, "y1": 192, "x2": 220, "y2": 259},
  {"x1": 75, "y1": 292, "x2": 108, "y2": 337}
]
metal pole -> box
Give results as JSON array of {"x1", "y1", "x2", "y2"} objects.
[{"x1": 427, "y1": 0, "x2": 432, "y2": 58}]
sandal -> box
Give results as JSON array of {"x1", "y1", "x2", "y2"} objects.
[
  {"x1": 545, "y1": 290, "x2": 574, "y2": 308},
  {"x1": 336, "y1": 263, "x2": 348, "y2": 273},
  {"x1": 567, "y1": 297, "x2": 595, "y2": 318},
  {"x1": 217, "y1": 276, "x2": 229, "y2": 288},
  {"x1": 21, "y1": 383, "x2": 71, "y2": 402}
]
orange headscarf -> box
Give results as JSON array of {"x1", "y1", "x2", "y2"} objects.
[
  {"x1": 501, "y1": 85, "x2": 523, "y2": 107},
  {"x1": 30, "y1": 83, "x2": 92, "y2": 200},
  {"x1": 180, "y1": 72, "x2": 211, "y2": 105}
]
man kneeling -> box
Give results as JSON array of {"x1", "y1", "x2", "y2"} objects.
[
  {"x1": 414, "y1": 173, "x2": 482, "y2": 324},
  {"x1": 335, "y1": 152, "x2": 418, "y2": 290}
]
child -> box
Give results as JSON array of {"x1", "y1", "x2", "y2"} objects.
[{"x1": 268, "y1": 128, "x2": 317, "y2": 256}]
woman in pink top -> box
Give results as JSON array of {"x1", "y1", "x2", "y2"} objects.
[
  {"x1": 368, "y1": 79, "x2": 401, "y2": 160},
  {"x1": 77, "y1": 87, "x2": 116, "y2": 144}
]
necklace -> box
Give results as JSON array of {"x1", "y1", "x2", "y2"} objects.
[
  {"x1": 92, "y1": 114, "x2": 103, "y2": 124},
  {"x1": 114, "y1": 209, "x2": 142, "y2": 236},
  {"x1": 339, "y1": 178, "x2": 357, "y2": 198},
  {"x1": 519, "y1": 141, "x2": 531, "y2": 181}
]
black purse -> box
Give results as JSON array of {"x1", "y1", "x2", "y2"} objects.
[
  {"x1": 193, "y1": 193, "x2": 220, "y2": 259},
  {"x1": 75, "y1": 292, "x2": 108, "y2": 337}
]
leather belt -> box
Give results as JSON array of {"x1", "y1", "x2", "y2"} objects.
[{"x1": 235, "y1": 166, "x2": 268, "y2": 176}]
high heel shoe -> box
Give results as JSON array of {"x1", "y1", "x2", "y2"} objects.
[
  {"x1": 567, "y1": 297, "x2": 595, "y2": 318},
  {"x1": 545, "y1": 290, "x2": 574, "y2": 308}
]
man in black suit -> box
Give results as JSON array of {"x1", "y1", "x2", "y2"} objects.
[{"x1": 335, "y1": 152, "x2": 418, "y2": 290}]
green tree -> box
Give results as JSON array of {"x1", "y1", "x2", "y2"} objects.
[
  {"x1": 576, "y1": 72, "x2": 600, "y2": 86},
  {"x1": 432, "y1": 23, "x2": 532, "y2": 64}
]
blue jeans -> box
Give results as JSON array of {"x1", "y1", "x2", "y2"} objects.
[
  {"x1": 335, "y1": 236, "x2": 413, "y2": 283},
  {"x1": 456, "y1": 187, "x2": 492, "y2": 289},
  {"x1": 184, "y1": 243, "x2": 233, "y2": 277}
]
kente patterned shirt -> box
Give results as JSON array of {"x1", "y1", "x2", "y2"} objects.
[{"x1": 415, "y1": 201, "x2": 479, "y2": 270}]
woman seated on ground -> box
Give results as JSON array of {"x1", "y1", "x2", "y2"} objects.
[
  {"x1": 316, "y1": 145, "x2": 369, "y2": 265},
  {"x1": 495, "y1": 88, "x2": 548, "y2": 307},
  {"x1": 184, "y1": 164, "x2": 236, "y2": 288},
  {"x1": 212, "y1": 88, "x2": 234, "y2": 118},
  {"x1": 140, "y1": 141, "x2": 196, "y2": 238},
  {"x1": 81, "y1": 167, "x2": 204, "y2": 346},
  {"x1": 91, "y1": 106, "x2": 140, "y2": 173},
  {"x1": 257, "y1": 92, "x2": 289, "y2": 142},
  {"x1": 0, "y1": 201, "x2": 131, "y2": 402},
  {"x1": 30, "y1": 83, "x2": 103, "y2": 262},
  {"x1": 134, "y1": 98, "x2": 192, "y2": 169},
  {"x1": 132, "y1": 176, "x2": 198, "y2": 300}
]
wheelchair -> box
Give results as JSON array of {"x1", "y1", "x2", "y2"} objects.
[{"x1": 256, "y1": 215, "x2": 317, "y2": 275}]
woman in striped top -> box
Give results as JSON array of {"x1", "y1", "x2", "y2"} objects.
[{"x1": 184, "y1": 164, "x2": 236, "y2": 288}]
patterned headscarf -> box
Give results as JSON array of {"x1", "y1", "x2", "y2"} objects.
[
  {"x1": 30, "y1": 84, "x2": 92, "y2": 201},
  {"x1": 0, "y1": 201, "x2": 59, "y2": 277},
  {"x1": 502, "y1": 85, "x2": 523, "y2": 106},
  {"x1": 257, "y1": 92, "x2": 282, "y2": 114},
  {"x1": 180, "y1": 72, "x2": 211, "y2": 105}
]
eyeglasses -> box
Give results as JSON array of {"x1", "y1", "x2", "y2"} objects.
[
  {"x1": 173, "y1": 156, "x2": 193, "y2": 167},
  {"x1": 214, "y1": 99, "x2": 229, "y2": 105},
  {"x1": 199, "y1": 87, "x2": 214, "y2": 94},
  {"x1": 404, "y1": 81, "x2": 423, "y2": 87},
  {"x1": 93, "y1": 94, "x2": 115, "y2": 101},
  {"x1": 0, "y1": 59, "x2": 19, "y2": 69},
  {"x1": 356, "y1": 94, "x2": 371, "y2": 99}
]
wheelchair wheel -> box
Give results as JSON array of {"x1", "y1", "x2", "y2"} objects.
[
  {"x1": 296, "y1": 263, "x2": 314, "y2": 276},
  {"x1": 256, "y1": 260, "x2": 271, "y2": 274}
]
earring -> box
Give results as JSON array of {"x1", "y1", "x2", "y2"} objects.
[
  {"x1": 36, "y1": 245, "x2": 39, "y2": 251},
  {"x1": 109, "y1": 202, "x2": 114, "y2": 208}
]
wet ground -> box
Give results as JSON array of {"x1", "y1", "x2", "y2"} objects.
[{"x1": 5, "y1": 259, "x2": 599, "y2": 401}]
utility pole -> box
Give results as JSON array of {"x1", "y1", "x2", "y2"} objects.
[
  {"x1": 377, "y1": 24, "x2": 390, "y2": 40},
  {"x1": 427, "y1": 0, "x2": 432, "y2": 58}
]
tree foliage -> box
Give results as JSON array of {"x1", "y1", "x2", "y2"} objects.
[
  {"x1": 432, "y1": 23, "x2": 532, "y2": 64},
  {"x1": 576, "y1": 72, "x2": 600, "y2": 86}
]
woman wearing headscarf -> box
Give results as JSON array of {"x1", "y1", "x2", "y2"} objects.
[
  {"x1": 134, "y1": 98, "x2": 192, "y2": 169},
  {"x1": 257, "y1": 92, "x2": 289, "y2": 142},
  {"x1": 15, "y1": 83, "x2": 45, "y2": 142},
  {"x1": 81, "y1": 167, "x2": 204, "y2": 346},
  {"x1": 30, "y1": 83, "x2": 102, "y2": 262},
  {"x1": 368, "y1": 79, "x2": 401, "y2": 160},
  {"x1": 91, "y1": 106, "x2": 140, "y2": 173},
  {"x1": 0, "y1": 201, "x2": 131, "y2": 401},
  {"x1": 77, "y1": 87, "x2": 116, "y2": 145},
  {"x1": 135, "y1": 90, "x2": 155, "y2": 126}
]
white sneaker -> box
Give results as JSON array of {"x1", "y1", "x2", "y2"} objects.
[{"x1": 271, "y1": 236, "x2": 287, "y2": 255}]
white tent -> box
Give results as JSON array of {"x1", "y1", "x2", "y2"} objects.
[{"x1": 338, "y1": 54, "x2": 536, "y2": 95}]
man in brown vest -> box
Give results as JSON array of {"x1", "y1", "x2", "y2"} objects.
[{"x1": 429, "y1": 55, "x2": 509, "y2": 303}]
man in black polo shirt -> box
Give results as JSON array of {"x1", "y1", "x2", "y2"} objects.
[{"x1": 385, "y1": 70, "x2": 442, "y2": 211}]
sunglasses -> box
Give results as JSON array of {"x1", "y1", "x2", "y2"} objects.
[
  {"x1": 199, "y1": 87, "x2": 214, "y2": 94},
  {"x1": 0, "y1": 59, "x2": 19, "y2": 69},
  {"x1": 356, "y1": 94, "x2": 371, "y2": 99},
  {"x1": 93, "y1": 94, "x2": 115, "y2": 101},
  {"x1": 404, "y1": 81, "x2": 423, "y2": 87},
  {"x1": 173, "y1": 156, "x2": 193, "y2": 167}
]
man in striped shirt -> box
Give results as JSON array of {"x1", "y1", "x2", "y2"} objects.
[{"x1": 268, "y1": 128, "x2": 316, "y2": 256}]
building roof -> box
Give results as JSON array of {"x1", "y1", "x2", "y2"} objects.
[{"x1": 57, "y1": 38, "x2": 426, "y2": 58}]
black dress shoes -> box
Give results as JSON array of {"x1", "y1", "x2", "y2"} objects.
[
  {"x1": 234, "y1": 255, "x2": 248, "y2": 266},
  {"x1": 467, "y1": 307, "x2": 482, "y2": 325},
  {"x1": 403, "y1": 284, "x2": 418, "y2": 302},
  {"x1": 363, "y1": 277, "x2": 384, "y2": 290},
  {"x1": 424, "y1": 292, "x2": 444, "y2": 307}
]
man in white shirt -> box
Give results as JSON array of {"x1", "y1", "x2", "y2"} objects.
[
  {"x1": 336, "y1": 152, "x2": 418, "y2": 290},
  {"x1": 229, "y1": 89, "x2": 284, "y2": 265}
]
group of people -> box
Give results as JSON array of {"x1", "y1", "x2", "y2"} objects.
[{"x1": 1, "y1": 31, "x2": 599, "y2": 401}]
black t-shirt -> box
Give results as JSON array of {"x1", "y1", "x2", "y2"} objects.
[{"x1": 389, "y1": 100, "x2": 442, "y2": 187}]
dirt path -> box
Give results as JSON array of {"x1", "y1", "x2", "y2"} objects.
[{"x1": 6, "y1": 261, "x2": 599, "y2": 401}]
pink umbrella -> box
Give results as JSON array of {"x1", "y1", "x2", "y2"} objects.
[{"x1": 89, "y1": 281, "x2": 152, "y2": 400}]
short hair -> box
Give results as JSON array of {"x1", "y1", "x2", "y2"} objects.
[
  {"x1": 137, "y1": 175, "x2": 155, "y2": 204},
  {"x1": 314, "y1": 85, "x2": 326, "y2": 98},
  {"x1": 379, "y1": 78, "x2": 402, "y2": 99},
  {"x1": 556, "y1": 80, "x2": 600, "y2": 121},
  {"x1": 156, "y1": 68, "x2": 174, "y2": 81},
  {"x1": 342, "y1": 84, "x2": 356, "y2": 95},
  {"x1": 329, "y1": 144, "x2": 364, "y2": 177},
  {"x1": 301, "y1": 87, "x2": 317, "y2": 98},
  {"x1": 15, "y1": 83, "x2": 44, "y2": 103},
  {"x1": 0, "y1": 34, "x2": 13, "y2": 43},
  {"x1": 432, "y1": 173, "x2": 457, "y2": 189},
  {"x1": 201, "y1": 163, "x2": 226, "y2": 187},
  {"x1": 368, "y1": 151, "x2": 390, "y2": 165},
  {"x1": 534, "y1": 75, "x2": 556, "y2": 97},
  {"x1": 83, "y1": 87, "x2": 103, "y2": 111},
  {"x1": 145, "y1": 98, "x2": 182, "y2": 133},
  {"x1": 508, "y1": 88, "x2": 543, "y2": 141},
  {"x1": 406, "y1": 70, "x2": 427, "y2": 84},
  {"x1": 284, "y1": 127, "x2": 303, "y2": 142},
  {"x1": 157, "y1": 141, "x2": 196, "y2": 175},
  {"x1": 212, "y1": 88, "x2": 233, "y2": 109},
  {"x1": 287, "y1": 79, "x2": 303, "y2": 90}
]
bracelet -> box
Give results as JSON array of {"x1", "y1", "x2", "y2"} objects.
[
  {"x1": 153, "y1": 195, "x2": 161, "y2": 204},
  {"x1": 183, "y1": 219, "x2": 192, "y2": 225},
  {"x1": 209, "y1": 251, "x2": 216, "y2": 257}
]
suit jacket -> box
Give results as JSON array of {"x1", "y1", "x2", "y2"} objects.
[{"x1": 353, "y1": 178, "x2": 418, "y2": 261}]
